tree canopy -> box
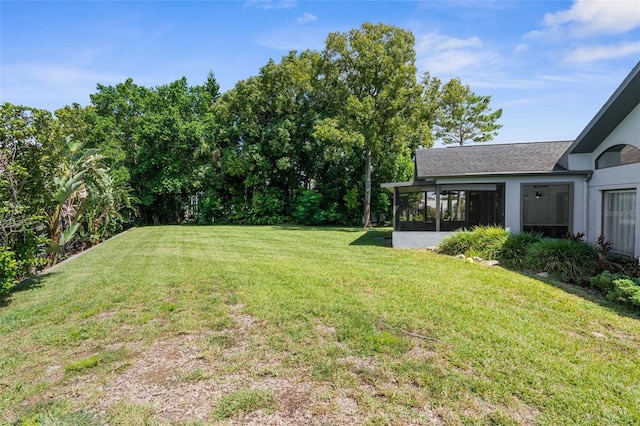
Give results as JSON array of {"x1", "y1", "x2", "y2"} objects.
[
  {"x1": 315, "y1": 23, "x2": 428, "y2": 228},
  {"x1": 434, "y1": 77, "x2": 503, "y2": 146}
]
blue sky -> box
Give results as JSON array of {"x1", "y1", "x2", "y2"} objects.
[{"x1": 1, "y1": 0, "x2": 639, "y2": 144}]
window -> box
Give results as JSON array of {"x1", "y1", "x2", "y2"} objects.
[
  {"x1": 397, "y1": 191, "x2": 436, "y2": 231},
  {"x1": 440, "y1": 191, "x2": 466, "y2": 222},
  {"x1": 522, "y1": 184, "x2": 571, "y2": 238},
  {"x1": 596, "y1": 144, "x2": 640, "y2": 169},
  {"x1": 603, "y1": 190, "x2": 637, "y2": 257}
]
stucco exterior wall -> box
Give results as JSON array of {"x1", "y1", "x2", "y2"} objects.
[
  {"x1": 574, "y1": 104, "x2": 640, "y2": 257},
  {"x1": 392, "y1": 231, "x2": 451, "y2": 249},
  {"x1": 433, "y1": 174, "x2": 586, "y2": 234}
]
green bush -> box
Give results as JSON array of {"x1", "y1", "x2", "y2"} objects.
[
  {"x1": 497, "y1": 231, "x2": 543, "y2": 269},
  {"x1": 438, "y1": 226, "x2": 509, "y2": 260},
  {"x1": 600, "y1": 254, "x2": 640, "y2": 278},
  {"x1": 0, "y1": 247, "x2": 18, "y2": 298},
  {"x1": 590, "y1": 270, "x2": 630, "y2": 292},
  {"x1": 524, "y1": 239, "x2": 597, "y2": 284},
  {"x1": 438, "y1": 229, "x2": 475, "y2": 256},
  {"x1": 607, "y1": 278, "x2": 640, "y2": 307}
]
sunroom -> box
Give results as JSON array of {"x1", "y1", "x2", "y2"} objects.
[{"x1": 382, "y1": 141, "x2": 589, "y2": 249}]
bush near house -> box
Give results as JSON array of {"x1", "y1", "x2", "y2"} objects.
[
  {"x1": 439, "y1": 228, "x2": 640, "y2": 310},
  {"x1": 608, "y1": 278, "x2": 640, "y2": 307},
  {"x1": 0, "y1": 246, "x2": 18, "y2": 298},
  {"x1": 497, "y1": 231, "x2": 543, "y2": 269},
  {"x1": 591, "y1": 271, "x2": 640, "y2": 307},
  {"x1": 523, "y1": 238, "x2": 597, "y2": 284},
  {"x1": 438, "y1": 226, "x2": 509, "y2": 260}
]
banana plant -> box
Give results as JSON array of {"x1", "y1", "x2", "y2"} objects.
[{"x1": 47, "y1": 140, "x2": 108, "y2": 263}]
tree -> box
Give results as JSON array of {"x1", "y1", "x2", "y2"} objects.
[
  {"x1": 55, "y1": 104, "x2": 133, "y2": 245},
  {"x1": 315, "y1": 22, "x2": 427, "y2": 228},
  {"x1": 434, "y1": 77, "x2": 503, "y2": 146},
  {"x1": 1, "y1": 103, "x2": 60, "y2": 276},
  {"x1": 89, "y1": 76, "x2": 220, "y2": 224},
  {"x1": 204, "y1": 50, "x2": 353, "y2": 225}
]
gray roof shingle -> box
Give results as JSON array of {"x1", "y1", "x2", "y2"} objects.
[{"x1": 415, "y1": 141, "x2": 574, "y2": 179}]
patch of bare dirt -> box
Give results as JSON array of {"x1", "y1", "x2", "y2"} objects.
[
  {"x1": 89, "y1": 309, "x2": 375, "y2": 424},
  {"x1": 35, "y1": 308, "x2": 448, "y2": 425}
]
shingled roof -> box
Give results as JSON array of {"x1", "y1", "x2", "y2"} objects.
[{"x1": 415, "y1": 141, "x2": 574, "y2": 179}]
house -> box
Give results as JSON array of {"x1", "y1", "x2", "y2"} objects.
[{"x1": 383, "y1": 61, "x2": 640, "y2": 258}]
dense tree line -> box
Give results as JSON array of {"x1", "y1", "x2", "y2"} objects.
[{"x1": 1, "y1": 23, "x2": 501, "y2": 295}]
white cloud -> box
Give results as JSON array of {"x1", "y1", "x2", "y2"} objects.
[
  {"x1": 564, "y1": 41, "x2": 640, "y2": 63},
  {"x1": 4, "y1": 63, "x2": 122, "y2": 85},
  {"x1": 245, "y1": 0, "x2": 297, "y2": 10},
  {"x1": 0, "y1": 62, "x2": 126, "y2": 109},
  {"x1": 513, "y1": 43, "x2": 529, "y2": 54},
  {"x1": 540, "y1": 0, "x2": 640, "y2": 37},
  {"x1": 416, "y1": 33, "x2": 482, "y2": 52},
  {"x1": 415, "y1": 33, "x2": 497, "y2": 77},
  {"x1": 297, "y1": 12, "x2": 317, "y2": 24},
  {"x1": 255, "y1": 28, "x2": 325, "y2": 51}
]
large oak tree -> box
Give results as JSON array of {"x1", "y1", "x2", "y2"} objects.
[{"x1": 315, "y1": 22, "x2": 427, "y2": 228}]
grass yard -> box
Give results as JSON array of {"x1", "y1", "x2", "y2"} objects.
[{"x1": 1, "y1": 226, "x2": 639, "y2": 425}]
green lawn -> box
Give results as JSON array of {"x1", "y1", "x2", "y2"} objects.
[{"x1": 1, "y1": 226, "x2": 639, "y2": 425}]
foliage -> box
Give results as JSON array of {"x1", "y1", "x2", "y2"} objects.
[
  {"x1": 292, "y1": 189, "x2": 340, "y2": 225},
  {"x1": 524, "y1": 238, "x2": 597, "y2": 284},
  {"x1": 1, "y1": 22, "x2": 510, "y2": 268},
  {"x1": 590, "y1": 270, "x2": 629, "y2": 293},
  {"x1": 317, "y1": 22, "x2": 429, "y2": 228},
  {"x1": 564, "y1": 231, "x2": 585, "y2": 242},
  {"x1": 1, "y1": 103, "x2": 60, "y2": 273},
  {"x1": 1, "y1": 102, "x2": 132, "y2": 271},
  {"x1": 497, "y1": 231, "x2": 543, "y2": 269},
  {"x1": 607, "y1": 278, "x2": 640, "y2": 307},
  {"x1": 438, "y1": 226, "x2": 509, "y2": 260},
  {"x1": 0, "y1": 246, "x2": 18, "y2": 298},
  {"x1": 589, "y1": 271, "x2": 640, "y2": 309},
  {"x1": 90, "y1": 75, "x2": 216, "y2": 224},
  {"x1": 594, "y1": 235, "x2": 640, "y2": 277},
  {"x1": 434, "y1": 77, "x2": 503, "y2": 146},
  {"x1": 437, "y1": 229, "x2": 476, "y2": 256}
]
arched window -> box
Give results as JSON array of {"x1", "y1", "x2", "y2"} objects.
[{"x1": 596, "y1": 144, "x2": 640, "y2": 169}]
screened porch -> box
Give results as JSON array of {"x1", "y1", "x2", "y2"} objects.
[{"x1": 386, "y1": 183, "x2": 505, "y2": 232}]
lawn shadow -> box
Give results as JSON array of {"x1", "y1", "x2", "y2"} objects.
[
  {"x1": 0, "y1": 273, "x2": 53, "y2": 308},
  {"x1": 349, "y1": 229, "x2": 392, "y2": 247},
  {"x1": 524, "y1": 271, "x2": 640, "y2": 321},
  {"x1": 274, "y1": 224, "x2": 364, "y2": 233}
]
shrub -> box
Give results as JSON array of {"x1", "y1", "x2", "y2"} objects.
[
  {"x1": 594, "y1": 235, "x2": 640, "y2": 277},
  {"x1": 607, "y1": 278, "x2": 640, "y2": 307},
  {"x1": 524, "y1": 238, "x2": 597, "y2": 284},
  {"x1": 437, "y1": 229, "x2": 475, "y2": 256},
  {"x1": 0, "y1": 247, "x2": 18, "y2": 299},
  {"x1": 438, "y1": 226, "x2": 509, "y2": 260},
  {"x1": 497, "y1": 231, "x2": 543, "y2": 269},
  {"x1": 590, "y1": 270, "x2": 630, "y2": 292}
]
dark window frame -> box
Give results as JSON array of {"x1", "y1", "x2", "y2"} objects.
[
  {"x1": 520, "y1": 182, "x2": 574, "y2": 238},
  {"x1": 596, "y1": 144, "x2": 640, "y2": 169}
]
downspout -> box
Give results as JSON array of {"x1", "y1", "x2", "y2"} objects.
[{"x1": 584, "y1": 173, "x2": 592, "y2": 239}]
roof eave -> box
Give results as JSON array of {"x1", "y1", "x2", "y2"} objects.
[
  {"x1": 569, "y1": 61, "x2": 640, "y2": 154},
  {"x1": 415, "y1": 170, "x2": 593, "y2": 180}
]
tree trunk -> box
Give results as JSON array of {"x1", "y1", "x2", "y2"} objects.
[{"x1": 363, "y1": 147, "x2": 372, "y2": 229}]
